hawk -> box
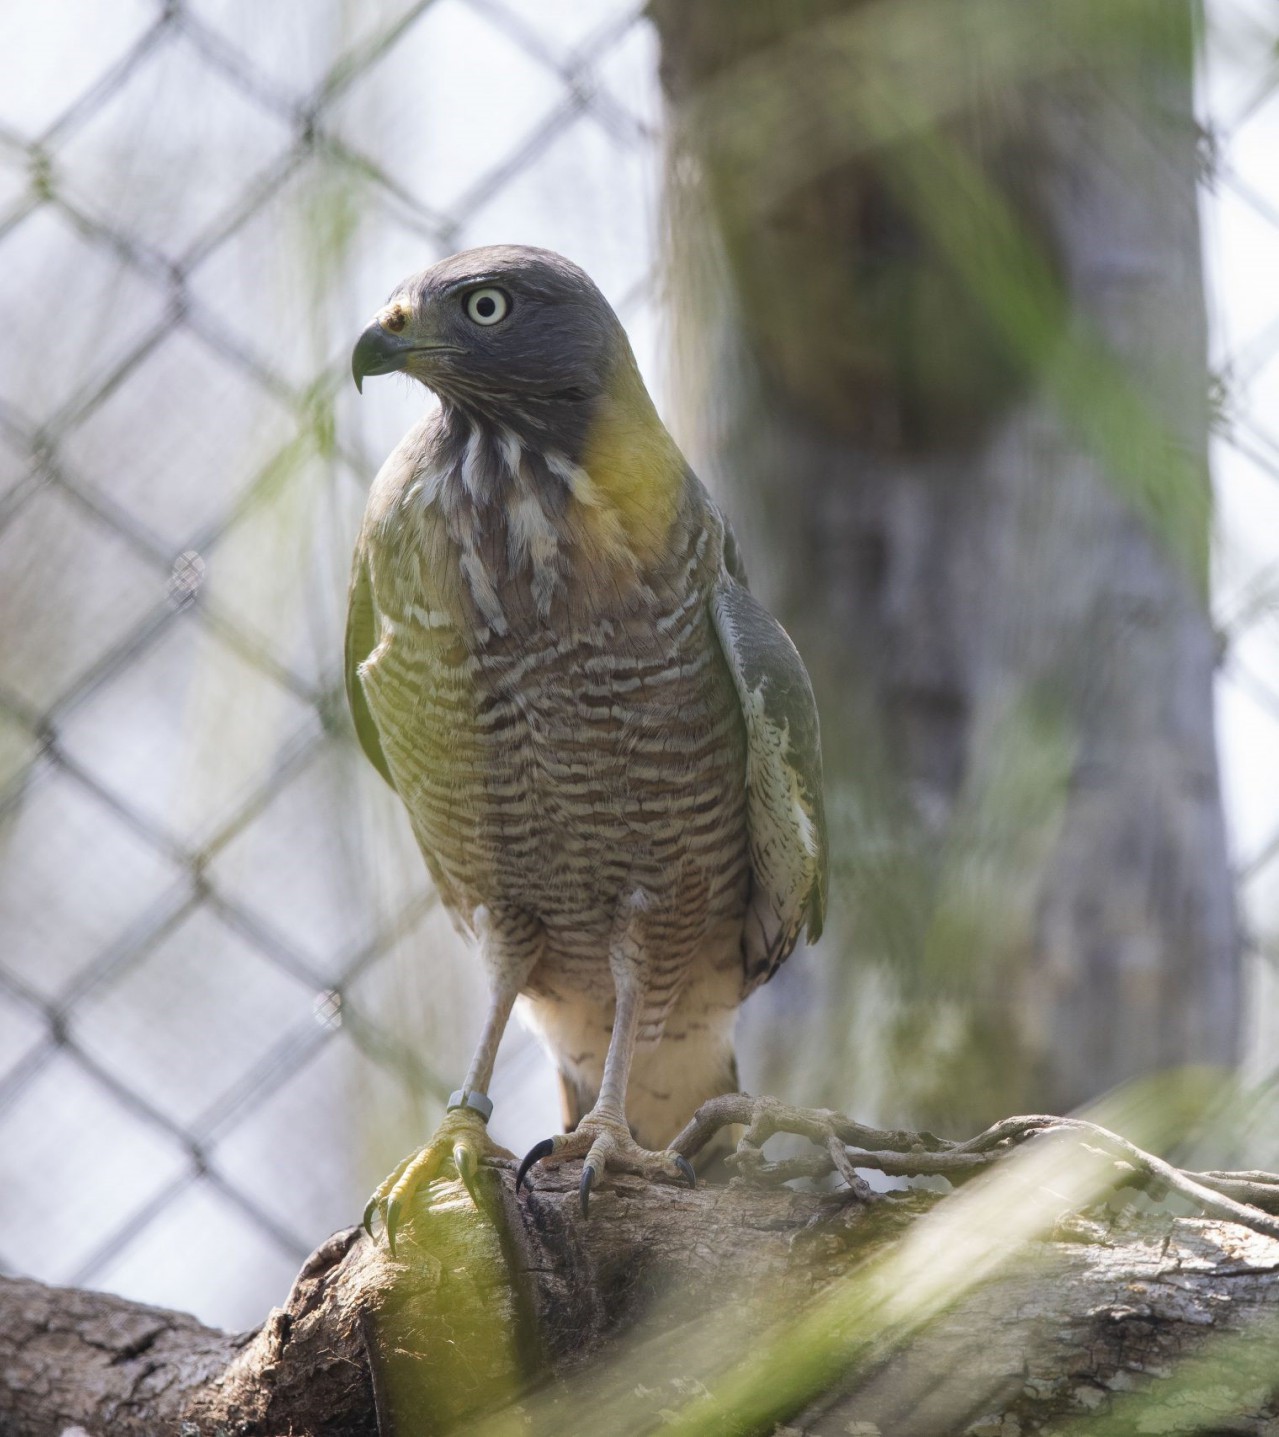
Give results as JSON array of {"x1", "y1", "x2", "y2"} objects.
[{"x1": 349, "y1": 246, "x2": 825, "y2": 1244}]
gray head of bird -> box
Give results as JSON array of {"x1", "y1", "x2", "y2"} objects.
[{"x1": 351, "y1": 245, "x2": 651, "y2": 450}]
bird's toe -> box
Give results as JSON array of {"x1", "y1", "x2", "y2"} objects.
[
  {"x1": 363, "y1": 1108, "x2": 505, "y2": 1249},
  {"x1": 517, "y1": 1113, "x2": 697, "y2": 1215}
]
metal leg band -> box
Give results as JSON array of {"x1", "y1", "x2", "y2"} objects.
[{"x1": 447, "y1": 1089, "x2": 494, "y2": 1122}]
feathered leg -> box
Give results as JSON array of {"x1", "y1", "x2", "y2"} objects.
[{"x1": 517, "y1": 911, "x2": 695, "y2": 1215}]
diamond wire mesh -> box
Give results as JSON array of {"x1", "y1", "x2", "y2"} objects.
[
  {"x1": 1203, "y1": 3, "x2": 1279, "y2": 1089},
  {"x1": 0, "y1": 0, "x2": 660, "y2": 1329},
  {"x1": 0, "y1": 0, "x2": 1276, "y2": 1336}
]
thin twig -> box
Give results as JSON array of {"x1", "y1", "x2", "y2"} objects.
[{"x1": 671, "y1": 1095, "x2": 1279, "y2": 1242}]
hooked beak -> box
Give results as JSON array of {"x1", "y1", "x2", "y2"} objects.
[{"x1": 351, "y1": 322, "x2": 415, "y2": 393}]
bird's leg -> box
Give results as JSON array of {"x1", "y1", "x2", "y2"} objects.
[
  {"x1": 592, "y1": 954, "x2": 642, "y2": 1127},
  {"x1": 517, "y1": 933, "x2": 695, "y2": 1215},
  {"x1": 364, "y1": 912, "x2": 540, "y2": 1252}
]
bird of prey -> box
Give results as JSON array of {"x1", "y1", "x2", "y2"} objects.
[{"x1": 349, "y1": 246, "x2": 825, "y2": 1244}]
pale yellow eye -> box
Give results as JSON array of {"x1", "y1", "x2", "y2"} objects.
[{"x1": 465, "y1": 287, "x2": 510, "y2": 326}]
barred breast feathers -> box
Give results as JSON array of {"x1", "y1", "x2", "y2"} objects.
[
  {"x1": 348, "y1": 380, "x2": 747, "y2": 953},
  {"x1": 355, "y1": 366, "x2": 705, "y2": 645}
]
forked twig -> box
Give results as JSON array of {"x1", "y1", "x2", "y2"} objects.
[{"x1": 671, "y1": 1094, "x2": 1279, "y2": 1241}]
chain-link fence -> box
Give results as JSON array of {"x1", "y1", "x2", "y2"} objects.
[
  {"x1": 0, "y1": 0, "x2": 660, "y2": 1331},
  {"x1": 1203, "y1": 0, "x2": 1279, "y2": 1090},
  {"x1": 1, "y1": 0, "x2": 1276, "y2": 1337}
]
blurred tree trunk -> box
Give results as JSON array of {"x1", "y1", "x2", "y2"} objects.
[{"x1": 650, "y1": 0, "x2": 1239, "y2": 1128}]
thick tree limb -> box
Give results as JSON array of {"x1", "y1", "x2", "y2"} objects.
[{"x1": 4, "y1": 1107, "x2": 1279, "y2": 1436}]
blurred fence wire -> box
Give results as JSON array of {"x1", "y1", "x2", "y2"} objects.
[
  {"x1": 1205, "y1": 2, "x2": 1279, "y2": 1087},
  {"x1": 0, "y1": 0, "x2": 659, "y2": 1329},
  {"x1": 0, "y1": 0, "x2": 1276, "y2": 1339}
]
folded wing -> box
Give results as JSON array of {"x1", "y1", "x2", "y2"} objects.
[
  {"x1": 710, "y1": 576, "x2": 828, "y2": 992},
  {"x1": 345, "y1": 548, "x2": 394, "y2": 789}
]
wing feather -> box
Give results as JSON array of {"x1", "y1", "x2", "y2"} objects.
[
  {"x1": 345, "y1": 546, "x2": 395, "y2": 789},
  {"x1": 711, "y1": 576, "x2": 827, "y2": 990}
]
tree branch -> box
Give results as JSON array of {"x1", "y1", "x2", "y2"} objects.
[
  {"x1": 4, "y1": 1102, "x2": 1279, "y2": 1436},
  {"x1": 673, "y1": 1094, "x2": 1279, "y2": 1233}
]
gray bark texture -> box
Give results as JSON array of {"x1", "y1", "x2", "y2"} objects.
[
  {"x1": 3, "y1": 1159, "x2": 1279, "y2": 1437},
  {"x1": 648, "y1": 0, "x2": 1239, "y2": 1128}
]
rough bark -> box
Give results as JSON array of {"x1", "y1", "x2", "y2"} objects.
[
  {"x1": 649, "y1": 0, "x2": 1239, "y2": 1129},
  {"x1": 4, "y1": 1159, "x2": 1279, "y2": 1437}
]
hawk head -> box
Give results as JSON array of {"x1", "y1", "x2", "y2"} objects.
[
  {"x1": 352, "y1": 245, "x2": 681, "y2": 562},
  {"x1": 352, "y1": 245, "x2": 631, "y2": 429}
]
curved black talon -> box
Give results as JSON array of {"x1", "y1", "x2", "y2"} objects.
[
  {"x1": 384, "y1": 1198, "x2": 403, "y2": 1257},
  {"x1": 674, "y1": 1155, "x2": 696, "y2": 1189},
  {"x1": 362, "y1": 1198, "x2": 378, "y2": 1239},
  {"x1": 454, "y1": 1142, "x2": 475, "y2": 1184},
  {"x1": 579, "y1": 1162, "x2": 598, "y2": 1218},
  {"x1": 454, "y1": 1143, "x2": 488, "y2": 1208},
  {"x1": 517, "y1": 1138, "x2": 555, "y2": 1191}
]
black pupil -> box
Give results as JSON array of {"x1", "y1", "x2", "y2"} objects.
[{"x1": 475, "y1": 294, "x2": 496, "y2": 318}]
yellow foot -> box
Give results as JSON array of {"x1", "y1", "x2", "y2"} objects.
[
  {"x1": 363, "y1": 1107, "x2": 512, "y2": 1253},
  {"x1": 516, "y1": 1110, "x2": 696, "y2": 1217}
]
